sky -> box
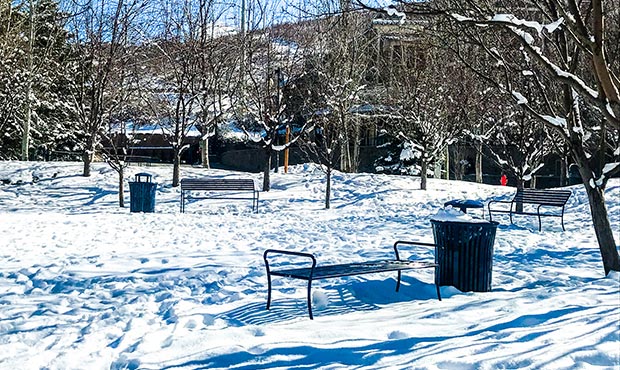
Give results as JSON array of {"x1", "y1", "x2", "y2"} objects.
[{"x1": 0, "y1": 160, "x2": 618, "y2": 369}]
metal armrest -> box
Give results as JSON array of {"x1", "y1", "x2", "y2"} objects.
[
  {"x1": 392, "y1": 240, "x2": 441, "y2": 302},
  {"x1": 488, "y1": 199, "x2": 514, "y2": 212},
  {"x1": 263, "y1": 249, "x2": 318, "y2": 319},
  {"x1": 393, "y1": 240, "x2": 436, "y2": 260}
]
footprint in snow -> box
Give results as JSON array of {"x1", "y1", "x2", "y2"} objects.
[
  {"x1": 161, "y1": 336, "x2": 173, "y2": 348},
  {"x1": 388, "y1": 330, "x2": 408, "y2": 340}
]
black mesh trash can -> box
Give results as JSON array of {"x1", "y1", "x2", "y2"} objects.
[
  {"x1": 129, "y1": 173, "x2": 156, "y2": 213},
  {"x1": 431, "y1": 219, "x2": 499, "y2": 292}
]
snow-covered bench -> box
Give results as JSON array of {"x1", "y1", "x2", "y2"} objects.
[
  {"x1": 263, "y1": 241, "x2": 441, "y2": 319},
  {"x1": 180, "y1": 178, "x2": 259, "y2": 213},
  {"x1": 488, "y1": 188, "x2": 572, "y2": 231}
]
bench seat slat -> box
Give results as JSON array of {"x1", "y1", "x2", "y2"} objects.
[
  {"x1": 271, "y1": 260, "x2": 438, "y2": 280},
  {"x1": 182, "y1": 185, "x2": 255, "y2": 191},
  {"x1": 180, "y1": 178, "x2": 258, "y2": 212}
]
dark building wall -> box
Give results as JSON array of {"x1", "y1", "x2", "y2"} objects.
[
  {"x1": 110, "y1": 133, "x2": 200, "y2": 164},
  {"x1": 219, "y1": 146, "x2": 389, "y2": 174},
  {"x1": 358, "y1": 146, "x2": 390, "y2": 173},
  {"x1": 451, "y1": 144, "x2": 571, "y2": 189},
  {"x1": 220, "y1": 147, "x2": 308, "y2": 172}
]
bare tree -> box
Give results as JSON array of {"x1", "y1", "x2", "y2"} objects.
[
  {"x1": 140, "y1": 0, "x2": 234, "y2": 187},
  {"x1": 66, "y1": 0, "x2": 148, "y2": 177},
  {"x1": 235, "y1": 2, "x2": 312, "y2": 191},
  {"x1": 383, "y1": 45, "x2": 461, "y2": 190},
  {"x1": 99, "y1": 58, "x2": 147, "y2": 207},
  {"x1": 355, "y1": 0, "x2": 619, "y2": 274},
  {"x1": 291, "y1": 1, "x2": 377, "y2": 176},
  {"x1": 195, "y1": 21, "x2": 238, "y2": 169},
  {"x1": 299, "y1": 115, "x2": 340, "y2": 208},
  {"x1": 477, "y1": 110, "x2": 551, "y2": 191},
  {"x1": 444, "y1": 0, "x2": 619, "y2": 274}
]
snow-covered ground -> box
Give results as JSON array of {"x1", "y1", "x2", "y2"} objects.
[{"x1": 0, "y1": 161, "x2": 618, "y2": 370}]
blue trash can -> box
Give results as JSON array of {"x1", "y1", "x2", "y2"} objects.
[
  {"x1": 129, "y1": 173, "x2": 156, "y2": 213},
  {"x1": 431, "y1": 219, "x2": 499, "y2": 292}
]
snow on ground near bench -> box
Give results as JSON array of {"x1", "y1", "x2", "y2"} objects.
[{"x1": 0, "y1": 161, "x2": 618, "y2": 370}]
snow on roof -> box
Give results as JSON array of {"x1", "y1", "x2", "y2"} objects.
[{"x1": 110, "y1": 122, "x2": 202, "y2": 137}]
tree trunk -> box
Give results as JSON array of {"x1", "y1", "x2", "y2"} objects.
[
  {"x1": 476, "y1": 144, "x2": 483, "y2": 183},
  {"x1": 21, "y1": 0, "x2": 35, "y2": 161},
  {"x1": 351, "y1": 123, "x2": 360, "y2": 173},
  {"x1": 445, "y1": 146, "x2": 449, "y2": 180},
  {"x1": 591, "y1": 0, "x2": 620, "y2": 113},
  {"x1": 172, "y1": 151, "x2": 181, "y2": 187},
  {"x1": 420, "y1": 159, "x2": 428, "y2": 190},
  {"x1": 201, "y1": 138, "x2": 209, "y2": 169},
  {"x1": 584, "y1": 184, "x2": 620, "y2": 275},
  {"x1": 82, "y1": 144, "x2": 93, "y2": 177},
  {"x1": 325, "y1": 167, "x2": 331, "y2": 209},
  {"x1": 516, "y1": 178, "x2": 525, "y2": 212},
  {"x1": 560, "y1": 157, "x2": 568, "y2": 186},
  {"x1": 341, "y1": 115, "x2": 351, "y2": 172},
  {"x1": 22, "y1": 90, "x2": 33, "y2": 161},
  {"x1": 118, "y1": 169, "x2": 124, "y2": 207},
  {"x1": 574, "y1": 147, "x2": 620, "y2": 275},
  {"x1": 262, "y1": 148, "x2": 271, "y2": 191},
  {"x1": 341, "y1": 140, "x2": 351, "y2": 172}
]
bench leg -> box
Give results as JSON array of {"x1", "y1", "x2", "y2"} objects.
[
  {"x1": 435, "y1": 267, "x2": 442, "y2": 301},
  {"x1": 307, "y1": 280, "x2": 314, "y2": 320},
  {"x1": 266, "y1": 273, "x2": 272, "y2": 310},
  {"x1": 396, "y1": 270, "x2": 402, "y2": 292},
  {"x1": 538, "y1": 214, "x2": 542, "y2": 231}
]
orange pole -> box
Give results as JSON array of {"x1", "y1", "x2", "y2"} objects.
[{"x1": 284, "y1": 125, "x2": 290, "y2": 173}]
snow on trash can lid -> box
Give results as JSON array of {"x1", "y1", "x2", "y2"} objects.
[{"x1": 430, "y1": 207, "x2": 490, "y2": 223}]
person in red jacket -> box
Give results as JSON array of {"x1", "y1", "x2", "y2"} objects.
[{"x1": 500, "y1": 174, "x2": 508, "y2": 186}]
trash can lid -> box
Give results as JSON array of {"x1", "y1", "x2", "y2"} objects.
[
  {"x1": 444, "y1": 199, "x2": 484, "y2": 208},
  {"x1": 431, "y1": 208, "x2": 493, "y2": 224},
  {"x1": 135, "y1": 173, "x2": 153, "y2": 182}
]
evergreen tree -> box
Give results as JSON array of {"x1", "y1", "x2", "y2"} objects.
[{"x1": 0, "y1": 0, "x2": 78, "y2": 160}]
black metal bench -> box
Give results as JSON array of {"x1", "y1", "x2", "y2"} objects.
[
  {"x1": 488, "y1": 188, "x2": 572, "y2": 231},
  {"x1": 180, "y1": 178, "x2": 259, "y2": 213},
  {"x1": 263, "y1": 241, "x2": 441, "y2": 319}
]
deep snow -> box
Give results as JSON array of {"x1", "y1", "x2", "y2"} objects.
[{"x1": 0, "y1": 161, "x2": 618, "y2": 370}]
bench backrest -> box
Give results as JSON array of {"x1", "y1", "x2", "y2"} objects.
[
  {"x1": 513, "y1": 188, "x2": 571, "y2": 206},
  {"x1": 181, "y1": 178, "x2": 256, "y2": 191}
]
